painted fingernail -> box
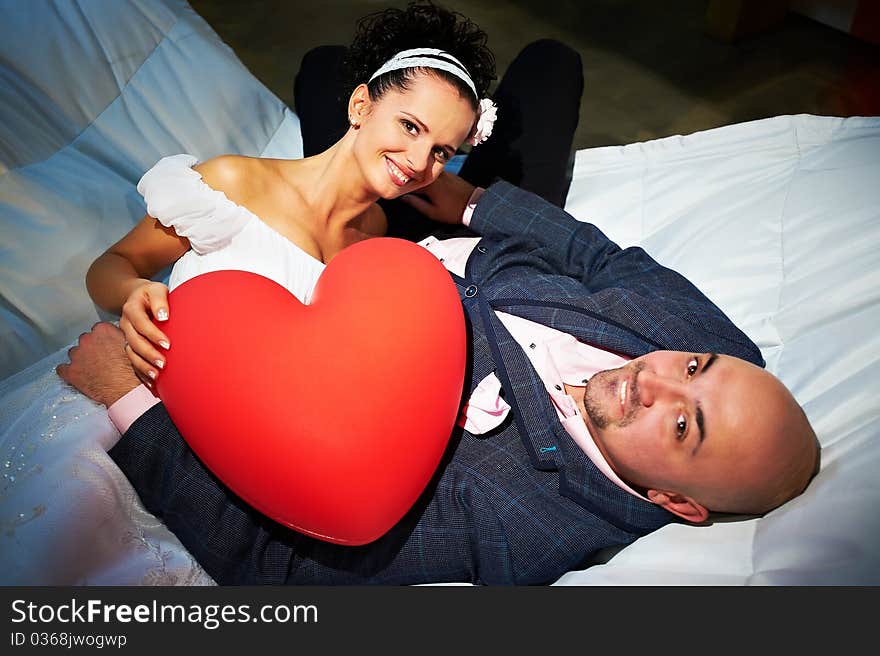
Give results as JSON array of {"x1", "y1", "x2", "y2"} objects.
[
  {"x1": 159, "y1": 340, "x2": 170, "y2": 350},
  {"x1": 155, "y1": 359, "x2": 164, "y2": 369},
  {"x1": 147, "y1": 370, "x2": 157, "y2": 380},
  {"x1": 157, "y1": 309, "x2": 168, "y2": 321}
]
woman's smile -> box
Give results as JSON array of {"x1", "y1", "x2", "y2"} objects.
[{"x1": 385, "y1": 156, "x2": 414, "y2": 186}]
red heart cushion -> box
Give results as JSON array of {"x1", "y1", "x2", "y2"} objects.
[{"x1": 155, "y1": 238, "x2": 466, "y2": 545}]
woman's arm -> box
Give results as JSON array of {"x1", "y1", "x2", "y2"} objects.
[
  {"x1": 86, "y1": 215, "x2": 189, "y2": 382},
  {"x1": 86, "y1": 215, "x2": 189, "y2": 314},
  {"x1": 89, "y1": 155, "x2": 244, "y2": 314},
  {"x1": 86, "y1": 155, "x2": 247, "y2": 382}
]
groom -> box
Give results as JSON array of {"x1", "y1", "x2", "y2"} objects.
[{"x1": 59, "y1": 173, "x2": 820, "y2": 585}]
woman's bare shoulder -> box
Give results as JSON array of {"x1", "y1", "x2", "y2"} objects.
[{"x1": 193, "y1": 155, "x2": 287, "y2": 205}]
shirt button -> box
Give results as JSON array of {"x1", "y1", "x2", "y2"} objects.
[
  {"x1": 477, "y1": 245, "x2": 487, "y2": 254},
  {"x1": 529, "y1": 343, "x2": 536, "y2": 349},
  {"x1": 555, "y1": 384, "x2": 562, "y2": 391},
  {"x1": 464, "y1": 285, "x2": 478, "y2": 297}
]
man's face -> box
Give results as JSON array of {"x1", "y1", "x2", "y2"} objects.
[{"x1": 579, "y1": 350, "x2": 813, "y2": 519}]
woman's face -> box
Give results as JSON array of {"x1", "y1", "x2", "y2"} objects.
[{"x1": 350, "y1": 73, "x2": 477, "y2": 198}]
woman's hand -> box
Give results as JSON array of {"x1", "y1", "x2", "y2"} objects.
[
  {"x1": 401, "y1": 171, "x2": 477, "y2": 224},
  {"x1": 119, "y1": 280, "x2": 171, "y2": 385}
]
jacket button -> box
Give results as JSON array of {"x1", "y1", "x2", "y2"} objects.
[
  {"x1": 464, "y1": 285, "x2": 478, "y2": 297},
  {"x1": 477, "y1": 245, "x2": 487, "y2": 254}
]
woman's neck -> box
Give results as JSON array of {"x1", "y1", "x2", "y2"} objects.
[{"x1": 283, "y1": 133, "x2": 380, "y2": 232}]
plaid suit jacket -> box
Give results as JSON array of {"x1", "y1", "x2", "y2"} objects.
[{"x1": 110, "y1": 181, "x2": 764, "y2": 585}]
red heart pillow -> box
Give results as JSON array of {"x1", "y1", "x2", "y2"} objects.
[{"x1": 155, "y1": 238, "x2": 466, "y2": 545}]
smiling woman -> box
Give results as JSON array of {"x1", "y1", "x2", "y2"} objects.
[
  {"x1": 84, "y1": 1, "x2": 502, "y2": 382},
  {"x1": 85, "y1": 1, "x2": 585, "y2": 382},
  {"x1": 294, "y1": 3, "x2": 584, "y2": 240}
]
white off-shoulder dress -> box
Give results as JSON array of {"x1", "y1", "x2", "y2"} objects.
[
  {"x1": 0, "y1": 154, "x2": 330, "y2": 586},
  {"x1": 140, "y1": 154, "x2": 326, "y2": 300}
]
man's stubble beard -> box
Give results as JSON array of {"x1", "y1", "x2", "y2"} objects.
[{"x1": 583, "y1": 362, "x2": 643, "y2": 431}]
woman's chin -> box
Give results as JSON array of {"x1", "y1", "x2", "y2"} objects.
[
  {"x1": 372, "y1": 173, "x2": 428, "y2": 200},
  {"x1": 369, "y1": 176, "x2": 407, "y2": 199},
  {"x1": 379, "y1": 184, "x2": 414, "y2": 200},
  {"x1": 377, "y1": 188, "x2": 402, "y2": 201}
]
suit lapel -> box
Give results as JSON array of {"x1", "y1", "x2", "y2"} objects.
[
  {"x1": 454, "y1": 253, "x2": 673, "y2": 533},
  {"x1": 479, "y1": 293, "x2": 673, "y2": 533}
]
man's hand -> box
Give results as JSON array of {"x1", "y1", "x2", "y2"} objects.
[
  {"x1": 56, "y1": 322, "x2": 143, "y2": 408},
  {"x1": 401, "y1": 171, "x2": 476, "y2": 224}
]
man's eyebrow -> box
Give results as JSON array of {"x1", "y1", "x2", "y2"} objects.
[
  {"x1": 702, "y1": 352, "x2": 719, "y2": 374},
  {"x1": 693, "y1": 404, "x2": 705, "y2": 456},
  {"x1": 401, "y1": 112, "x2": 455, "y2": 155},
  {"x1": 692, "y1": 353, "x2": 717, "y2": 455}
]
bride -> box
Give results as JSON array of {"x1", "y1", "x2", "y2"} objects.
[{"x1": 86, "y1": 2, "x2": 497, "y2": 387}]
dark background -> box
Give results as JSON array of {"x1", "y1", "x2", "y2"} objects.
[{"x1": 188, "y1": 0, "x2": 880, "y2": 150}]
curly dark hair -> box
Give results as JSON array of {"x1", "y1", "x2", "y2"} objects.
[{"x1": 343, "y1": 1, "x2": 496, "y2": 110}]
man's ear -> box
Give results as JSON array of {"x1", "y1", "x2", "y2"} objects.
[
  {"x1": 348, "y1": 83, "x2": 372, "y2": 127},
  {"x1": 647, "y1": 489, "x2": 709, "y2": 523}
]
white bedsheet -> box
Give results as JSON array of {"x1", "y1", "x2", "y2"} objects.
[
  {"x1": 1, "y1": 0, "x2": 878, "y2": 585},
  {"x1": 561, "y1": 115, "x2": 880, "y2": 584}
]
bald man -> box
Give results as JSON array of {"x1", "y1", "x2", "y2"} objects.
[
  {"x1": 60, "y1": 175, "x2": 820, "y2": 584},
  {"x1": 570, "y1": 350, "x2": 818, "y2": 521}
]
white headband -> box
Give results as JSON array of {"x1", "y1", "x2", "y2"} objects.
[
  {"x1": 368, "y1": 47, "x2": 477, "y2": 98},
  {"x1": 366, "y1": 48, "x2": 497, "y2": 146}
]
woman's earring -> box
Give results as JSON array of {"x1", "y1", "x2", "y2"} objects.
[{"x1": 349, "y1": 116, "x2": 360, "y2": 129}]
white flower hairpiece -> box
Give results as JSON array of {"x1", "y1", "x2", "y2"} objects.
[{"x1": 470, "y1": 98, "x2": 498, "y2": 146}]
